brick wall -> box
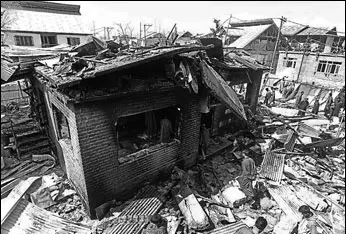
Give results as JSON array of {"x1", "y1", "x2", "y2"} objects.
[
  {"x1": 74, "y1": 88, "x2": 201, "y2": 217},
  {"x1": 44, "y1": 90, "x2": 89, "y2": 209}
]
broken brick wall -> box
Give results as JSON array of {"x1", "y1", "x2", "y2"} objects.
[
  {"x1": 74, "y1": 88, "x2": 201, "y2": 217},
  {"x1": 34, "y1": 79, "x2": 90, "y2": 211}
]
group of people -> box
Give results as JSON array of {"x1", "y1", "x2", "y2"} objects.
[
  {"x1": 263, "y1": 77, "x2": 295, "y2": 107},
  {"x1": 295, "y1": 91, "x2": 344, "y2": 118}
]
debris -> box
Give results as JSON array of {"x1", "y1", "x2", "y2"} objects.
[
  {"x1": 221, "y1": 185, "x2": 246, "y2": 206},
  {"x1": 1, "y1": 176, "x2": 40, "y2": 224},
  {"x1": 175, "y1": 185, "x2": 210, "y2": 231},
  {"x1": 30, "y1": 186, "x2": 55, "y2": 209}
]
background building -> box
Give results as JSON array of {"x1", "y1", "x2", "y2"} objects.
[
  {"x1": 224, "y1": 18, "x2": 288, "y2": 72},
  {"x1": 1, "y1": 1, "x2": 92, "y2": 47},
  {"x1": 275, "y1": 51, "x2": 345, "y2": 88}
]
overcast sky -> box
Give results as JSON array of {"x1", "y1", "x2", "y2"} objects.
[{"x1": 52, "y1": 1, "x2": 345, "y2": 36}]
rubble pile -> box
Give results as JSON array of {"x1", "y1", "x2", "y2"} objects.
[{"x1": 87, "y1": 104, "x2": 344, "y2": 234}]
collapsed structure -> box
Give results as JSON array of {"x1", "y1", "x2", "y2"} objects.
[{"x1": 1, "y1": 39, "x2": 267, "y2": 217}]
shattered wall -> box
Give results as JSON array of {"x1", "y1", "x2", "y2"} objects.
[
  {"x1": 72, "y1": 88, "x2": 201, "y2": 217},
  {"x1": 32, "y1": 75, "x2": 90, "y2": 212}
]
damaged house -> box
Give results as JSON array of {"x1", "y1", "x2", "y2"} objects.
[
  {"x1": 223, "y1": 18, "x2": 288, "y2": 72},
  {"x1": 3, "y1": 39, "x2": 267, "y2": 218}
]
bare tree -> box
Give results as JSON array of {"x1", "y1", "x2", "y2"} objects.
[
  {"x1": 1, "y1": 1, "x2": 19, "y2": 30},
  {"x1": 114, "y1": 22, "x2": 134, "y2": 44}
]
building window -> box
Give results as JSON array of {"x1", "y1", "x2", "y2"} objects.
[
  {"x1": 316, "y1": 60, "x2": 342, "y2": 75},
  {"x1": 115, "y1": 106, "x2": 182, "y2": 164},
  {"x1": 14, "y1": 35, "x2": 34, "y2": 46},
  {"x1": 67, "y1": 37, "x2": 80, "y2": 46},
  {"x1": 283, "y1": 57, "x2": 297, "y2": 68},
  {"x1": 52, "y1": 104, "x2": 71, "y2": 140},
  {"x1": 41, "y1": 34, "x2": 58, "y2": 48}
]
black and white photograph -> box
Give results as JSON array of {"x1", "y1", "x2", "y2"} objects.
[{"x1": 1, "y1": 1, "x2": 345, "y2": 233}]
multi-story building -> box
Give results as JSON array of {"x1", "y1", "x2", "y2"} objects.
[
  {"x1": 276, "y1": 51, "x2": 345, "y2": 89},
  {"x1": 1, "y1": 1, "x2": 92, "y2": 48}
]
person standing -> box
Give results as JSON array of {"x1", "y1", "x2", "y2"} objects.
[
  {"x1": 312, "y1": 95, "x2": 320, "y2": 115},
  {"x1": 324, "y1": 92, "x2": 333, "y2": 117},
  {"x1": 298, "y1": 98, "x2": 309, "y2": 116},
  {"x1": 234, "y1": 217, "x2": 268, "y2": 234},
  {"x1": 333, "y1": 96, "x2": 343, "y2": 117},
  {"x1": 237, "y1": 153, "x2": 257, "y2": 202},
  {"x1": 269, "y1": 87, "x2": 276, "y2": 105},
  {"x1": 264, "y1": 88, "x2": 272, "y2": 106},
  {"x1": 160, "y1": 116, "x2": 173, "y2": 143},
  {"x1": 285, "y1": 82, "x2": 295, "y2": 99},
  {"x1": 200, "y1": 124, "x2": 210, "y2": 160},
  {"x1": 295, "y1": 91, "x2": 304, "y2": 108},
  {"x1": 329, "y1": 102, "x2": 335, "y2": 120},
  {"x1": 279, "y1": 77, "x2": 286, "y2": 93},
  {"x1": 282, "y1": 82, "x2": 289, "y2": 98}
]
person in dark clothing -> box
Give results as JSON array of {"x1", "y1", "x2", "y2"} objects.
[
  {"x1": 295, "y1": 91, "x2": 304, "y2": 108},
  {"x1": 333, "y1": 97, "x2": 343, "y2": 117},
  {"x1": 284, "y1": 83, "x2": 295, "y2": 99},
  {"x1": 269, "y1": 87, "x2": 276, "y2": 105},
  {"x1": 298, "y1": 98, "x2": 309, "y2": 116},
  {"x1": 329, "y1": 102, "x2": 335, "y2": 120},
  {"x1": 324, "y1": 92, "x2": 333, "y2": 117},
  {"x1": 263, "y1": 88, "x2": 272, "y2": 106},
  {"x1": 312, "y1": 95, "x2": 320, "y2": 115},
  {"x1": 200, "y1": 124, "x2": 210, "y2": 160},
  {"x1": 234, "y1": 217, "x2": 268, "y2": 234}
]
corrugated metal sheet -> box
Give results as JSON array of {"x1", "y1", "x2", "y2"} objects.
[
  {"x1": 281, "y1": 25, "x2": 308, "y2": 36},
  {"x1": 104, "y1": 186, "x2": 164, "y2": 234},
  {"x1": 1, "y1": 177, "x2": 40, "y2": 225},
  {"x1": 259, "y1": 150, "x2": 285, "y2": 183},
  {"x1": 1, "y1": 58, "x2": 19, "y2": 82},
  {"x1": 297, "y1": 27, "x2": 336, "y2": 36},
  {"x1": 1, "y1": 198, "x2": 91, "y2": 234},
  {"x1": 208, "y1": 221, "x2": 248, "y2": 234},
  {"x1": 5, "y1": 9, "x2": 91, "y2": 34},
  {"x1": 200, "y1": 60, "x2": 247, "y2": 121},
  {"x1": 297, "y1": 123, "x2": 320, "y2": 138},
  {"x1": 284, "y1": 130, "x2": 297, "y2": 152},
  {"x1": 228, "y1": 24, "x2": 272, "y2": 49}
]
